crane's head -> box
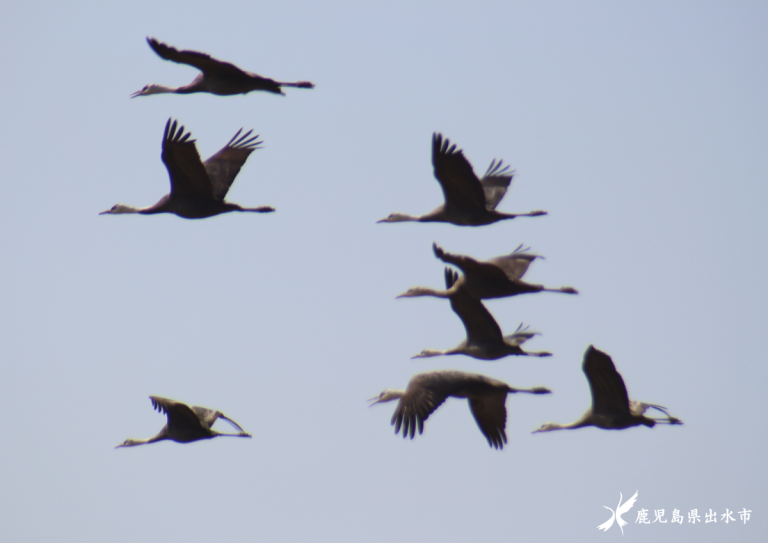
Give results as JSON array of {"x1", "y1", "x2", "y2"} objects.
[
  {"x1": 130, "y1": 84, "x2": 172, "y2": 98},
  {"x1": 115, "y1": 438, "x2": 143, "y2": 448},
  {"x1": 531, "y1": 422, "x2": 559, "y2": 434},
  {"x1": 99, "y1": 204, "x2": 140, "y2": 215},
  {"x1": 367, "y1": 389, "x2": 404, "y2": 406},
  {"x1": 411, "y1": 349, "x2": 443, "y2": 359},
  {"x1": 376, "y1": 212, "x2": 417, "y2": 223}
]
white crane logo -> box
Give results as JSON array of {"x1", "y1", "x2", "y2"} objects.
[{"x1": 597, "y1": 491, "x2": 639, "y2": 535}]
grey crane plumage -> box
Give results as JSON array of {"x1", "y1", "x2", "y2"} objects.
[
  {"x1": 406, "y1": 268, "x2": 552, "y2": 359},
  {"x1": 131, "y1": 38, "x2": 314, "y2": 98},
  {"x1": 377, "y1": 134, "x2": 547, "y2": 226},
  {"x1": 116, "y1": 396, "x2": 251, "y2": 447},
  {"x1": 369, "y1": 370, "x2": 551, "y2": 449},
  {"x1": 532, "y1": 346, "x2": 683, "y2": 433},
  {"x1": 100, "y1": 119, "x2": 275, "y2": 219},
  {"x1": 397, "y1": 243, "x2": 578, "y2": 300}
]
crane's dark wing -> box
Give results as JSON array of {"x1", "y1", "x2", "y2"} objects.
[
  {"x1": 147, "y1": 38, "x2": 249, "y2": 79},
  {"x1": 191, "y1": 406, "x2": 247, "y2": 433},
  {"x1": 161, "y1": 119, "x2": 215, "y2": 200},
  {"x1": 468, "y1": 391, "x2": 508, "y2": 449},
  {"x1": 487, "y1": 245, "x2": 542, "y2": 281},
  {"x1": 479, "y1": 159, "x2": 514, "y2": 210},
  {"x1": 204, "y1": 129, "x2": 262, "y2": 200},
  {"x1": 433, "y1": 243, "x2": 514, "y2": 285},
  {"x1": 582, "y1": 346, "x2": 632, "y2": 417},
  {"x1": 432, "y1": 134, "x2": 487, "y2": 212},
  {"x1": 149, "y1": 396, "x2": 205, "y2": 431},
  {"x1": 391, "y1": 373, "x2": 454, "y2": 439},
  {"x1": 445, "y1": 268, "x2": 503, "y2": 343}
]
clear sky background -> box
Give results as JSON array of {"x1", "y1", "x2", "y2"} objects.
[{"x1": 1, "y1": 1, "x2": 765, "y2": 542}]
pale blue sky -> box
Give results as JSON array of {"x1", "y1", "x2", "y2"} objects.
[{"x1": 0, "y1": 1, "x2": 765, "y2": 541}]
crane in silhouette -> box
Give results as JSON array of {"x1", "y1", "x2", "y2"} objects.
[
  {"x1": 377, "y1": 134, "x2": 546, "y2": 226},
  {"x1": 397, "y1": 243, "x2": 578, "y2": 300},
  {"x1": 116, "y1": 396, "x2": 251, "y2": 447},
  {"x1": 406, "y1": 268, "x2": 552, "y2": 359},
  {"x1": 100, "y1": 119, "x2": 275, "y2": 219},
  {"x1": 369, "y1": 370, "x2": 551, "y2": 449},
  {"x1": 131, "y1": 38, "x2": 314, "y2": 97},
  {"x1": 532, "y1": 345, "x2": 683, "y2": 433}
]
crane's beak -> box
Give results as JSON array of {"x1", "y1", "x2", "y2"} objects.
[
  {"x1": 99, "y1": 209, "x2": 111, "y2": 215},
  {"x1": 367, "y1": 396, "x2": 382, "y2": 406},
  {"x1": 129, "y1": 89, "x2": 143, "y2": 99}
]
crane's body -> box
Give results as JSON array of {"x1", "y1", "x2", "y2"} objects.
[
  {"x1": 116, "y1": 396, "x2": 251, "y2": 447},
  {"x1": 377, "y1": 134, "x2": 546, "y2": 227},
  {"x1": 370, "y1": 370, "x2": 551, "y2": 449},
  {"x1": 131, "y1": 38, "x2": 314, "y2": 98},
  {"x1": 407, "y1": 268, "x2": 551, "y2": 359},
  {"x1": 398, "y1": 243, "x2": 578, "y2": 300},
  {"x1": 533, "y1": 346, "x2": 683, "y2": 433},
  {"x1": 100, "y1": 119, "x2": 275, "y2": 220}
]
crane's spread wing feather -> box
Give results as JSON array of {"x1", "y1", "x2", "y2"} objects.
[
  {"x1": 204, "y1": 128, "x2": 261, "y2": 200},
  {"x1": 487, "y1": 245, "x2": 542, "y2": 281},
  {"x1": 479, "y1": 159, "x2": 514, "y2": 210},
  {"x1": 391, "y1": 374, "x2": 452, "y2": 439},
  {"x1": 161, "y1": 119, "x2": 215, "y2": 200},
  {"x1": 445, "y1": 268, "x2": 503, "y2": 343},
  {"x1": 503, "y1": 323, "x2": 538, "y2": 346},
  {"x1": 434, "y1": 243, "x2": 540, "y2": 285},
  {"x1": 432, "y1": 134, "x2": 487, "y2": 213},
  {"x1": 583, "y1": 346, "x2": 631, "y2": 417},
  {"x1": 630, "y1": 401, "x2": 663, "y2": 417},
  {"x1": 630, "y1": 401, "x2": 682, "y2": 423},
  {"x1": 433, "y1": 243, "x2": 510, "y2": 284},
  {"x1": 432, "y1": 243, "x2": 484, "y2": 274},
  {"x1": 468, "y1": 391, "x2": 508, "y2": 449},
  {"x1": 190, "y1": 406, "x2": 220, "y2": 429},
  {"x1": 191, "y1": 406, "x2": 246, "y2": 433},
  {"x1": 147, "y1": 38, "x2": 249, "y2": 79},
  {"x1": 149, "y1": 396, "x2": 205, "y2": 431}
]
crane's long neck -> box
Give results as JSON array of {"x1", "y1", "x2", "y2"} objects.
[
  {"x1": 533, "y1": 413, "x2": 592, "y2": 433},
  {"x1": 100, "y1": 203, "x2": 163, "y2": 215},
  {"x1": 411, "y1": 347, "x2": 462, "y2": 358},
  {"x1": 396, "y1": 286, "x2": 453, "y2": 299},
  {"x1": 130, "y1": 84, "x2": 181, "y2": 98},
  {"x1": 116, "y1": 432, "x2": 168, "y2": 448},
  {"x1": 377, "y1": 212, "x2": 423, "y2": 223},
  {"x1": 370, "y1": 390, "x2": 406, "y2": 405}
]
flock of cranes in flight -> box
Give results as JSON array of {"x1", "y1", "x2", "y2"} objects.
[{"x1": 111, "y1": 38, "x2": 682, "y2": 450}]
